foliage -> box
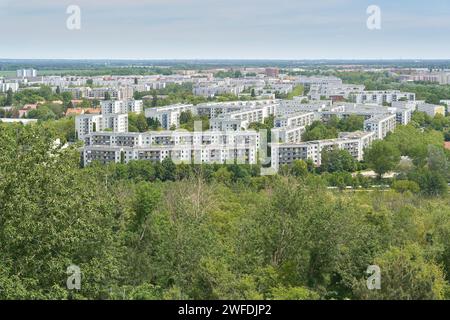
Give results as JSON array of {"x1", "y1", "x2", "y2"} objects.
[
  {"x1": 353, "y1": 244, "x2": 447, "y2": 300},
  {"x1": 0, "y1": 124, "x2": 123, "y2": 299},
  {"x1": 179, "y1": 110, "x2": 210, "y2": 131},
  {"x1": 302, "y1": 121, "x2": 338, "y2": 141},
  {"x1": 320, "y1": 149, "x2": 357, "y2": 173},
  {"x1": 128, "y1": 113, "x2": 149, "y2": 132},
  {"x1": 392, "y1": 180, "x2": 420, "y2": 194},
  {"x1": 364, "y1": 140, "x2": 401, "y2": 178},
  {"x1": 0, "y1": 122, "x2": 449, "y2": 300}
]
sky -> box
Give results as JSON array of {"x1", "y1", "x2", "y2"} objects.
[{"x1": 0, "y1": 0, "x2": 449, "y2": 60}]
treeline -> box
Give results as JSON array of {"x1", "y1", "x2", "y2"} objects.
[
  {"x1": 98, "y1": 158, "x2": 262, "y2": 186},
  {"x1": 0, "y1": 123, "x2": 449, "y2": 300},
  {"x1": 41, "y1": 67, "x2": 173, "y2": 77}
]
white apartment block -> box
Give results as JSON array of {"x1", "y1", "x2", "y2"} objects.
[
  {"x1": 44, "y1": 76, "x2": 85, "y2": 87},
  {"x1": 101, "y1": 100, "x2": 143, "y2": 114},
  {"x1": 417, "y1": 103, "x2": 446, "y2": 117},
  {"x1": 76, "y1": 113, "x2": 128, "y2": 140},
  {"x1": 75, "y1": 99, "x2": 138, "y2": 139},
  {"x1": 404, "y1": 71, "x2": 450, "y2": 85},
  {"x1": 144, "y1": 82, "x2": 166, "y2": 90},
  {"x1": 230, "y1": 78, "x2": 266, "y2": 91},
  {"x1": 294, "y1": 76, "x2": 343, "y2": 87},
  {"x1": 351, "y1": 91, "x2": 416, "y2": 105},
  {"x1": 278, "y1": 100, "x2": 331, "y2": 115},
  {"x1": 266, "y1": 84, "x2": 293, "y2": 94},
  {"x1": 194, "y1": 102, "x2": 247, "y2": 118},
  {"x1": 82, "y1": 130, "x2": 260, "y2": 166},
  {"x1": 60, "y1": 87, "x2": 134, "y2": 100},
  {"x1": 145, "y1": 104, "x2": 193, "y2": 130},
  {"x1": 0, "y1": 82, "x2": 19, "y2": 93},
  {"x1": 61, "y1": 87, "x2": 89, "y2": 99},
  {"x1": 193, "y1": 83, "x2": 244, "y2": 97},
  {"x1": 320, "y1": 103, "x2": 413, "y2": 126},
  {"x1": 308, "y1": 84, "x2": 365, "y2": 100},
  {"x1": 193, "y1": 100, "x2": 277, "y2": 118},
  {"x1": 271, "y1": 126, "x2": 306, "y2": 144},
  {"x1": 274, "y1": 112, "x2": 315, "y2": 128},
  {"x1": 87, "y1": 87, "x2": 134, "y2": 100},
  {"x1": 271, "y1": 131, "x2": 375, "y2": 170},
  {"x1": 388, "y1": 104, "x2": 415, "y2": 125},
  {"x1": 320, "y1": 105, "x2": 385, "y2": 122},
  {"x1": 364, "y1": 114, "x2": 397, "y2": 140},
  {"x1": 17, "y1": 69, "x2": 37, "y2": 78},
  {"x1": 210, "y1": 103, "x2": 277, "y2": 131}
]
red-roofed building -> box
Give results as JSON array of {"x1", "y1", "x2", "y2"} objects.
[
  {"x1": 265, "y1": 67, "x2": 279, "y2": 78},
  {"x1": 18, "y1": 104, "x2": 38, "y2": 118},
  {"x1": 84, "y1": 108, "x2": 101, "y2": 114},
  {"x1": 65, "y1": 107, "x2": 100, "y2": 117},
  {"x1": 65, "y1": 108, "x2": 84, "y2": 116}
]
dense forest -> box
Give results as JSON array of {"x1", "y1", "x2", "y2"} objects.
[{"x1": 0, "y1": 123, "x2": 449, "y2": 300}]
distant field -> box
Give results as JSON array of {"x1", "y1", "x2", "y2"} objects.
[
  {"x1": 0, "y1": 71, "x2": 16, "y2": 77},
  {"x1": 37, "y1": 69, "x2": 89, "y2": 76}
]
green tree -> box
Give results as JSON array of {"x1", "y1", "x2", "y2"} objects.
[
  {"x1": 179, "y1": 110, "x2": 193, "y2": 124},
  {"x1": 302, "y1": 121, "x2": 338, "y2": 141},
  {"x1": 161, "y1": 157, "x2": 176, "y2": 181},
  {"x1": 213, "y1": 167, "x2": 233, "y2": 184},
  {"x1": 147, "y1": 117, "x2": 161, "y2": 131},
  {"x1": 5, "y1": 88, "x2": 13, "y2": 106},
  {"x1": 0, "y1": 125, "x2": 122, "y2": 299},
  {"x1": 61, "y1": 92, "x2": 73, "y2": 107},
  {"x1": 27, "y1": 105, "x2": 56, "y2": 121},
  {"x1": 337, "y1": 115, "x2": 364, "y2": 132},
  {"x1": 270, "y1": 286, "x2": 319, "y2": 300},
  {"x1": 291, "y1": 160, "x2": 308, "y2": 177},
  {"x1": 392, "y1": 180, "x2": 420, "y2": 194},
  {"x1": 129, "y1": 113, "x2": 149, "y2": 132},
  {"x1": 408, "y1": 168, "x2": 448, "y2": 196},
  {"x1": 427, "y1": 145, "x2": 448, "y2": 178},
  {"x1": 364, "y1": 141, "x2": 401, "y2": 178},
  {"x1": 321, "y1": 149, "x2": 357, "y2": 173},
  {"x1": 131, "y1": 182, "x2": 161, "y2": 230},
  {"x1": 151, "y1": 91, "x2": 158, "y2": 107}
]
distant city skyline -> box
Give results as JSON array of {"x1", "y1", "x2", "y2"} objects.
[{"x1": 1, "y1": 0, "x2": 449, "y2": 60}]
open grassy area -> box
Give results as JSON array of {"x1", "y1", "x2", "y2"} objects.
[
  {"x1": 287, "y1": 84, "x2": 305, "y2": 99},
  {"x1": 0, "y1": 71, "x2": 17, "y2": 77}
]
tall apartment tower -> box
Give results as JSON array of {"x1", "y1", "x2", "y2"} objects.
[{"x1": 16, "y1": 69, "x2": 37, "y2": 78}]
